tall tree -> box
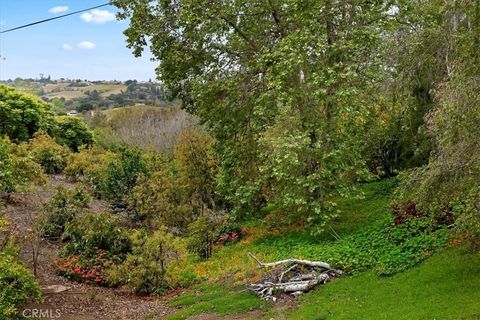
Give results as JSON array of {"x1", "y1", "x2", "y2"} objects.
[{"x1": 114, "y1": 0, "x2": 394, "y2": 232}]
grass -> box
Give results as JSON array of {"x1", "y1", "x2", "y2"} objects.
[
  {"x1": 165, "y1": 178, "x2": 477, "y2": 320},
  {"x1": 270, "y1": 246, "x2": 480, "y2": 320},
  {"x1": 165, "y1": 284, "x2": 267, "y2": 320}
]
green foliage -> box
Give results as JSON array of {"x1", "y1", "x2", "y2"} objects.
[
  {"x1": 395, "y1": 1, "x2": 480, "y2": 250},
  {"x1": 62, "y1": 212, "x2": 131, "y2": 258},
  {"x1": 0, "y1": 252, "x2": 41, "y2": 319},
  {"x1": 0, "y1": 137, "x2": 46, "y2": 196},
  {"x1": 64, "y1": 146, "x2": 115, "y2": 198},
  {"x1": 174, "y1": 129, "x2": 218, "y2": 212},
  {"x1": 128, "y1": 163, "x2": 192, "y2": 229},
  {"x1": 114, "y1": 0, "x2": 390, "y2": 232},
  {"x1": 52, "y1": 250, "x2": 121, "y2": 286},
  {"x1": 186, "y1": 217, "x2": 214, "y2": 259},
  {"x1": 166, "y1": 284, "x2": 266, "y2": 320},
  {"x1": 256, "y1": 216, "x2": 449, "y2": 276},
  {"x1": 28, "y1": 131, "x2": 70, "y2": 174},
  {"x1": 0, "y1": 84, "x2": 55, "y2": 142},
  {"x1": 103, "y1": 147, "x2": 148, "y2": 208},
  {"x1": 39, "y1": 186, "x2": 91, "y2": 240},
  {"x1": 54, "y1": 116, "x2": 94, "y2": 151},
  {"x1": 110, "y1": 227, "x2": 186, "y2": 294}
]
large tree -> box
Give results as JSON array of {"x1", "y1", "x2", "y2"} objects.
[{"x1": 114, "y1": 0, "x2": 394, "y2": 232}]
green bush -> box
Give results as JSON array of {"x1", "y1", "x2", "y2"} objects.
[
  {"x1": 128, "y1": 166, "x2": 192, "y2": 229},
  {"x1": 187, "y1": 217, "x2": 214, "y2": 259},
  {"x1": 62, "y1": 212, "x2": 131, "y2": 258},
  {"x1": 103, "y1": 147, "x2": 149, "y2": 208},
  {"x1": 64, "y1": 147, "x2": 115, "y2": 198},
  {"x1": 0, "y1": 137, "x2": 46, "y2": 197},
  {"x1": 0, "y1": 253, "x2": 41, "y2": 318},
  {"x1": 109, "y1": 227, "x2": 186, "y2": 294},
  {"x1": 54, "y1": 116, "x2": 94, "y2": 151},
  {"x1": 0, "y1": 84, "x2": 55, "y2": 142},
  {"x1": 28, "y1": 131, "x2": 70, "y2": 174},
  {"x1": 39, "y1": 186, "x2": 90, "y2": 241}
]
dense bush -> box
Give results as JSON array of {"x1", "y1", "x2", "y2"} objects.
[
  {"x1": 186, "y1": 217, "x2": 215, "y2": 259},
  {"x1": 128, "y1": 167, "x2": 192, "y2": 229},
  {"x1": 0, "y1": 84, "x2": 55, "y2": 142},
  {"x1": 109, "y1": 227, "x2": 186, "y2": 293},
  {"x1": 103, "y1": 147, "x2": 149, "y2": 208},
  {"x1": 174, "y1": 129, "x2": 218, "y2": 213},
  {"x1": 0, "y1": 252, "x2": 41, "y2": 318},
  {"x1": 39, "y1": 186, "x2": 90, "y2": 240},
  {"x1": 0, "y1": 137, "x2": 46, "y2": 197},
  {"x1": 64, "y1": 146, "x2": 115, "y2": 198},
  {"x1": 52, "y1": 249, "x2": 121, "y2": 286},
  {"x1": 28, "y1": 131, "x2": 70, "y2": 174},
  {"x1": 54, "y1": 116, "x2": 94, "y2": 151},
  {"x1": 62, "y1": 212, "x2": 131, "y2": 258},
  {"x1": 395, "y1": 63, "x2": 480, "y2": 250},
  {"x1": 214, "y1": 223, "x2": 246, "y2": 247}
]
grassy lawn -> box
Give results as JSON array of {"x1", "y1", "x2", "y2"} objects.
[
  {"x1": 165, "y1": 179, "x2": 478, "y2": 320},
  {"x1": 165, "y1": 284, "x2": 267, "y2": 320},
  {"x1": 271, "y1": 246, "x2": 480, "y2": 320}
]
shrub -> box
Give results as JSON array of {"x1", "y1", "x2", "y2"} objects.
[
  {"x1": 174, "y1": 129, "x2": 218, "y2": 213},
  {"x1": 52, "y1": 249, "x2": 121, "y2": 286},
  {"x1": 28, "y1": 131, "x2": 70, "y2": 174},
  {"x1": 0, "y1": 84, "x2": 55, "y2": 142},
  {"x1": 64, "y1": 146, "x2": 115, "y2": 197},
  {"x1": 187, "y1": 217, "x2": 214, "y2": 259},
  {"x1": 103, "y1": 147, "x2": 149, "y2": 208},
  {"x1": 109, "y1": 227, "x2": 186, "y2": 294},
  {"x1": 62, "y1": 212, "x2": 131, "y2": 258},
  {"x1": 0, "y1": 137, "x2": 46, "y2": 197},
  {"x1": 0, "y1": 253, "x2": 41, "y2": 318},
  {"x1": 391, "y1": 201, "x2": 427, "y2": 225},
  {"x1": 128, "y1": 166, "x2": 192, "y2": 229},
  {"x1": 39, "y1": 186, "x2": 90, "y2": 241},
  {"x1": 214, "y1": 223, "x2": 246, "y2": 247},
  {"x1": 54, "y1": 116, "x2": 94, "y2": 151}
]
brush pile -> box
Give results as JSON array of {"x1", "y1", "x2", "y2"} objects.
[{"x1": 247, "y1": 252, "x2": 342, "y2": 301}]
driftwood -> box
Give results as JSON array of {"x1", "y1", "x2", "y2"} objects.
[{"x1": 247, "y1": 252, "x2": 342, "y2": 301}]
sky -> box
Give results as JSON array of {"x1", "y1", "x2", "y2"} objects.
[{"x1": 0, "y1": 1, "x2": 157, "y2": 81}]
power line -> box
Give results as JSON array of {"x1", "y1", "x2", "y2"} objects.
[{"x1": 0, "y1": 2, "x2": 112, "y2": 34}]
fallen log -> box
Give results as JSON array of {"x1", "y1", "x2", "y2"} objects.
[
  {"x1": 248, "y1": 252, "x2": 332, "y2": 270},
  {"x1": 247, "y1": 253, "x2": 342, "y2": 301}
]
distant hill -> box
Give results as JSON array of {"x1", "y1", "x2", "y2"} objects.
[{"x1": 0, "y1": 78, "x2": 170, "y2": 113}]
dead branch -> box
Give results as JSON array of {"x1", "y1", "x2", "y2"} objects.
[{"x1": 247, "y1": 253, "x2": 342, "y2": 301}]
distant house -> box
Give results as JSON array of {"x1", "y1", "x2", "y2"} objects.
[{"x1": 66, "y1": 110, "x2": 79, "y2": 116}]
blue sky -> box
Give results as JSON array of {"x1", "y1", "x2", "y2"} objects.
[{"x1": 0, "y1": 1, "x2": 157, "y2": 81}]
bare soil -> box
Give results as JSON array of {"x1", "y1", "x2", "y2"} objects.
[{"x1": 1, "y1": 175, "x2": 174, "y2": 320}]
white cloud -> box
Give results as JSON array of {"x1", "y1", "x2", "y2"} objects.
[
  {"x1": 77, "y1": 41, "x2": 96, "y2": 49},
  {"x1": 49, "y1": 6, "x2": 69, "y2": 14},
  {"x1": 80, "y1": 9, "x2": 115, "y2": 24},
  {"x1": 62, "y1": 43, "x2": 73, "y2": 50}
]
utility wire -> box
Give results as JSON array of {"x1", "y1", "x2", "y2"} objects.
[{"x1": 0, "y1": 2, "x2": 111, "y2": 34}]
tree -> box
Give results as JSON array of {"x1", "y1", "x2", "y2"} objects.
[
  {"x1": 0, "y1": 85, "x2": 55, "y2": 142},
  {"x1": 394, "y1": 0, "x2": 480, "y2": 249},
  {"x1": 54, "y1": 116, "x2": 94, "y2": 151},
  {"x1": 174, "y1": 129, "x2": 218, "y2": 214},
  {"x1": 113, "y1": 0, "x2": 393, "y2": 232}
]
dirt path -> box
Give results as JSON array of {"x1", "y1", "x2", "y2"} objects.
[{"x1": 1, "y1": 175, "x2": 174, "y2": 320}]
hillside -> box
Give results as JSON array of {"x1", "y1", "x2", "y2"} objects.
[{"x1": 0, "y1": 78, "x2": 168, "y2": 112}]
